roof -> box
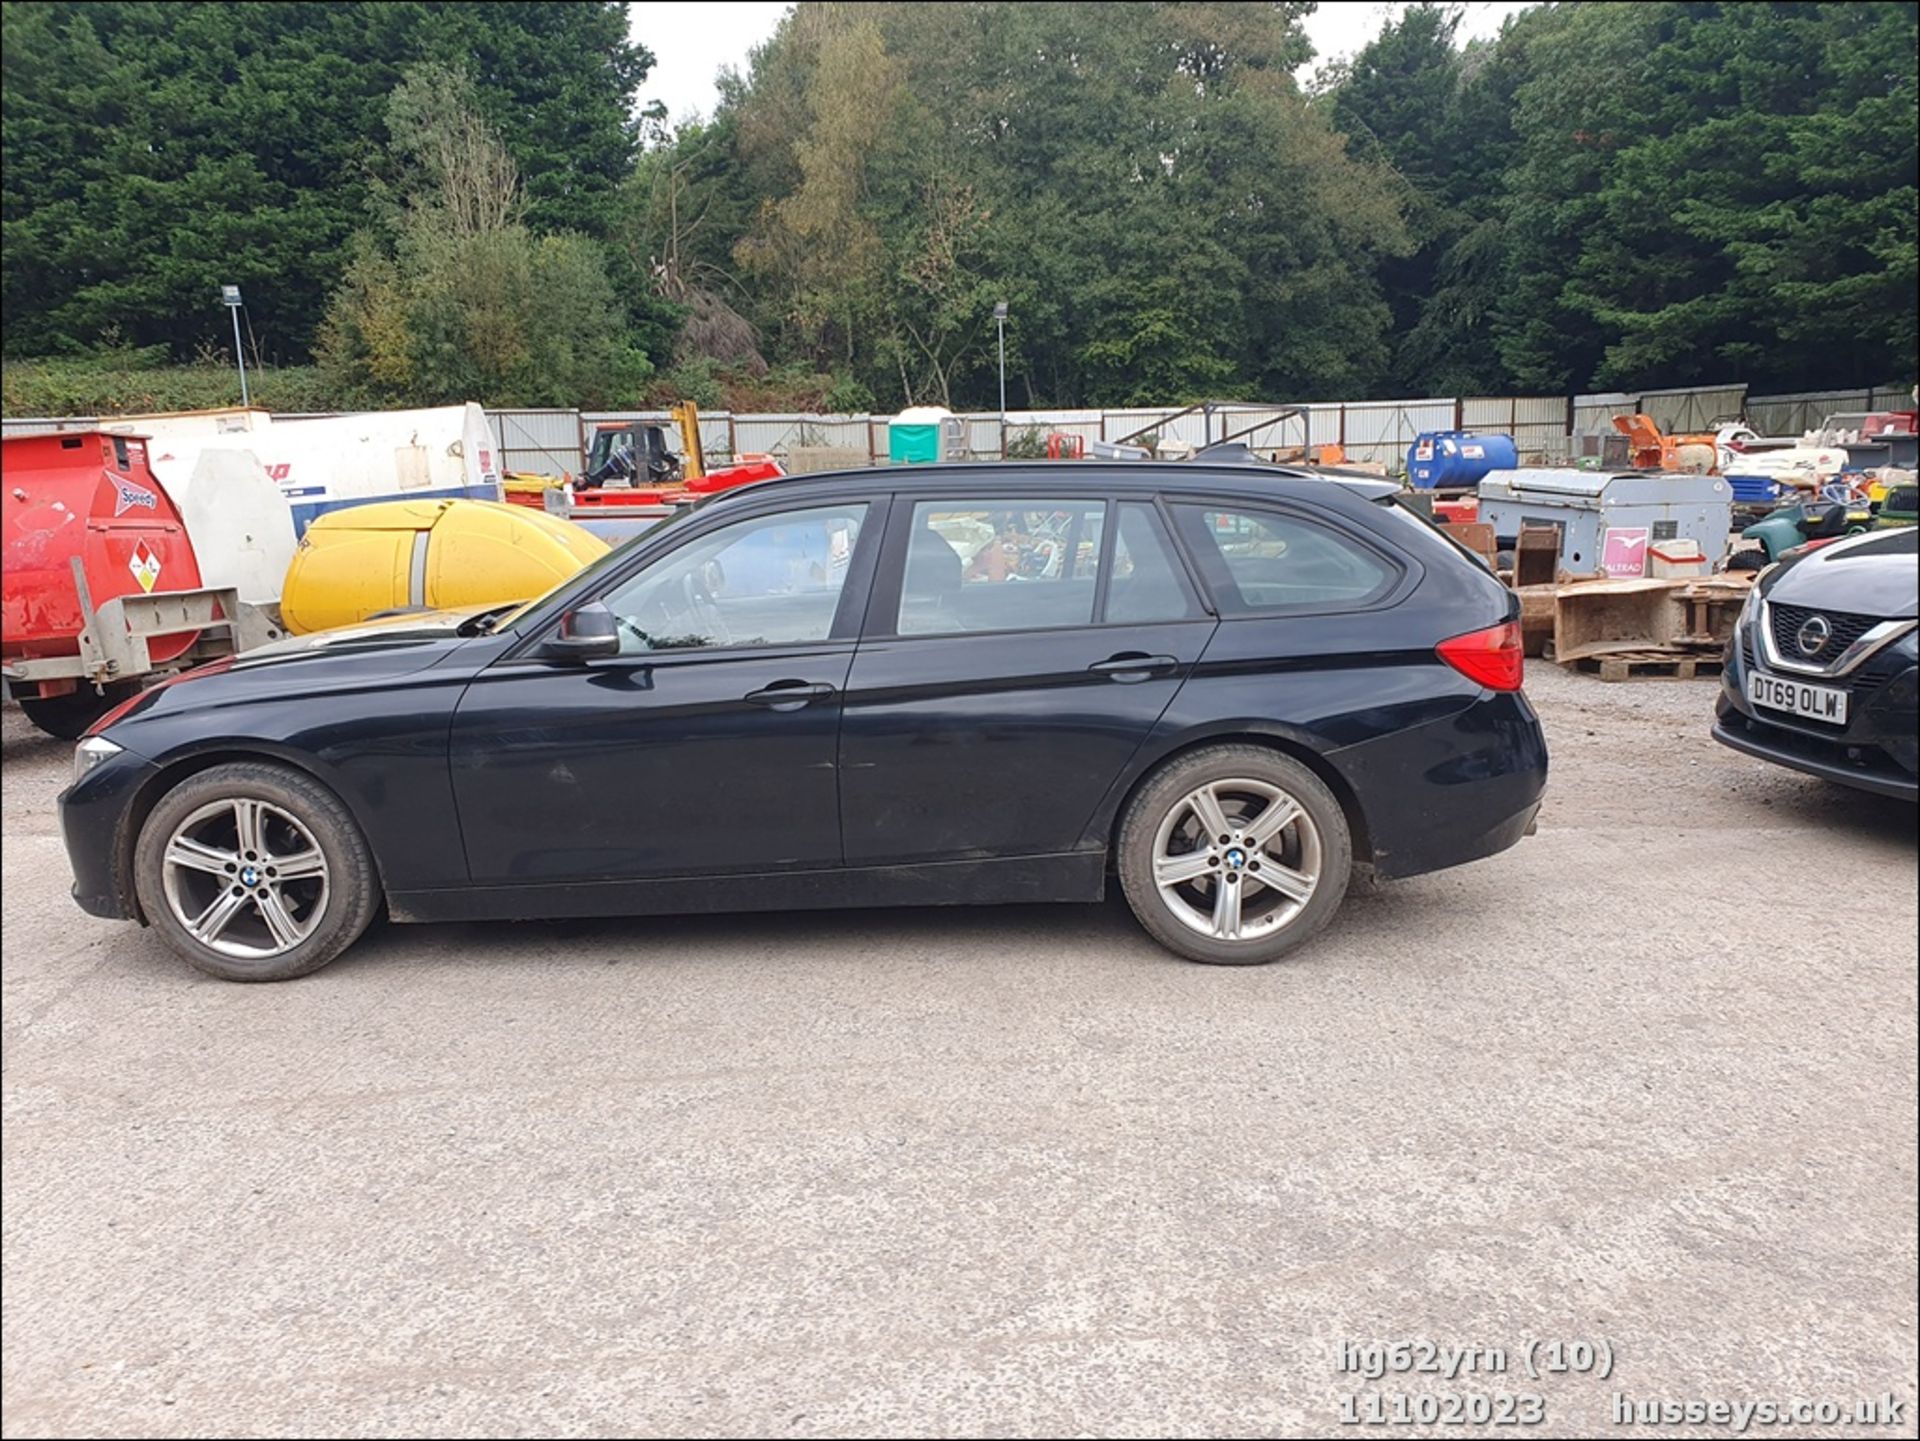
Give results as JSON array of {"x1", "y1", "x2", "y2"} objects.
[{"x1": 708, "y1": 460, "x2": 1401, "y2": 505}]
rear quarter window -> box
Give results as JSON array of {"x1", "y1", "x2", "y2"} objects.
[
  {"x1": 1173, "y1": 504, "x2": 1400, "y2": 615},
  {"x1": 1371, "y1": 496, "x2": 1512, "y2": 596}
]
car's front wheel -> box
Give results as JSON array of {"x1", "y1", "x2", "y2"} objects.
[
  {"x1": 1117, "y1": 744, "x2": 1352, "y2": 965},
  {"x1": 133, "y1": 762, "x2": 381, "y2": 981}
]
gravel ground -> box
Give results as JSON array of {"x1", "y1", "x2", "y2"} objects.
[{"x1": 3, "y1": 663, "x2": 1915, "y2": 1439}]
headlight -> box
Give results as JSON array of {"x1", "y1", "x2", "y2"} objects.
[
  {"x1": 1738, "y1": 580, "x2": 1766, "y2": 630},
  {"x1": 72, "y1": 736, "x2": 123, "y2": 785}
]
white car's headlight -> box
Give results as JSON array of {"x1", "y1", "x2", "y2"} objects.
[{"x1": 72, "y1": 736, "x2": 123, "y2": 785}]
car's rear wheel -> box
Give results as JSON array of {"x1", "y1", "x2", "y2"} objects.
[
  {"x1": 133, "y1": 762, "x2": 381, "y2": 981},
  {"x1": 1117, "y1": 744, "x2": 1351, "y2": 965}
]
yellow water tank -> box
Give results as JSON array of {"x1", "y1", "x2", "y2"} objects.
[{"x1": 281, "y1": 498, "x2": 609, "y2": 634}]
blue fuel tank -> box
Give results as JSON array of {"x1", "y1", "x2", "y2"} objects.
[{"x1": 1407, "y1": 431, "x2": 1520, "y2": 489}]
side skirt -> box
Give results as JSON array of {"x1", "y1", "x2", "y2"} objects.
[{"x1": 387, "y1": 850, "x2": 1109, "y2": 924}]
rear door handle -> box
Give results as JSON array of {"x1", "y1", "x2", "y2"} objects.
[
  {"x1": 1089, "y1": 653, "x2": 1179, "y2": 681},
  {"x1": 744, "y1": 680, "x2": 837, "y2": 710}
]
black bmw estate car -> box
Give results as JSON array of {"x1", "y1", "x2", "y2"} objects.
[{"x1": 60, "y1": 464, "x2": 1548, "y2": 980}]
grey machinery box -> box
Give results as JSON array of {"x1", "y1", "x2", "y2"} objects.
[{"x1": 1477, "y1": 468, "x2": 1733, "y2": 569}]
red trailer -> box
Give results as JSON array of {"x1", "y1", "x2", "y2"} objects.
[{"x1": 2, "y1": 431, "x2": 283, "y2": 737}]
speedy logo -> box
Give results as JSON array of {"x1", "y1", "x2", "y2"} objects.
[
  {"x1": 128, "y1": 540, "x2": 162, "y2": 593},
  {"x1": 110, "y1": 475, "x2": 158, "y2": 516}
]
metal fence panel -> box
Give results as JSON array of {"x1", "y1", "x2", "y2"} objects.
[
  {"x1": 1336, "y1": 398, "x2": 1456, "y2": 467},
  {"x1": 951, "y1": 414, "x2": 1002, "y2": 459},
  {"x1": 1743, "y1": 390, "x2": 1871, "y2": 435},
  {"x1": 728, "y1": 414, "x2": 872, "y2": 459},
  {"x1": 1459, "y1": 396, "x2": 1570, "y2": 463},
  {"x1": 1459, "y1": 397, "x2": 1508, "y2": 432},
  {"x1": 1216, "y1": 406, "x2": 1307, "y2": 451},
  {"x1": 1571, "y1": 392, "x2": 1638, "y2": 437},
  {"x1": 1639, "y1": 384, "x2": 1746, "y2": 434},
  {"x1": 488, "y1": 408, "x2": 582, "y2": 477},
  {"x1": 1002, "y1": 411, "x2": 1102, "y2": 452},
  {"x1": 1300, "y1": 404, "x2": 1342, "y2": 450},
  {"x1": 1102, "y1": 408, "x2": 1193, "y2": 447}
]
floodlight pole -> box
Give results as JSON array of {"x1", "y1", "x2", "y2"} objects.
[
  {"x1": 222, "y1": 285, "x2": 249, "y2": 407},
  {"x1": 993, "y1": 301, "x2": 1009, "y2": 419}
]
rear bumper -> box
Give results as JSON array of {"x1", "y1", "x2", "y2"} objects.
[{"x1": 1332, "y1": 689, "x2": 1550, "y2": 880}]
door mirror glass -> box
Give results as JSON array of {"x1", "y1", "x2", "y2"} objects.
[{"x1": 545, "y1": 601, "x2": 621, "y2": 660}]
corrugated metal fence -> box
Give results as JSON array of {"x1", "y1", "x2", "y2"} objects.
[
  {"x1": 1743, "y1": 385, "x2": 1916, "y2": 435},
  {"x1": 489, "y1": 408, "x2": 582, "y2": 476},
  {"x1": 9, "y1": 380, "x2": 1910, "y2": 475}
]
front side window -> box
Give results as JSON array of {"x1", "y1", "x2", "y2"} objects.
[
  {"x1": 1174, "y1": 505, "x2": 1397, "y2": 614},
  {"x1": 600, "y1": 503, "x2": 867, "y2": 652},
  {"x1": 898, "y1": 500, "x2": 1106, "y2": 635}
]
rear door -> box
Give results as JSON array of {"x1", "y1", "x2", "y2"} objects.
[{"x1": 838, "y1": 492, "x2": 1216, "y2": 865}]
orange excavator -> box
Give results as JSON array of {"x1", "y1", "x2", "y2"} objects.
[{"x1": 1611, "y1": 414, "x2": 1719, "y2": 473}]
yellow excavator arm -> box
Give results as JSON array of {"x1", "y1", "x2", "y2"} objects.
[{"x1": 670, "y1": 400, "x2": 705, "y2": 482}]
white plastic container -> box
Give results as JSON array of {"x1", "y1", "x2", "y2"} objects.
[{"x1": 1648, "y1": 539, "x2": 1709, "y2": 578}]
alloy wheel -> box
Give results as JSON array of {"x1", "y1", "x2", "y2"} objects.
[
  {"x1": 1150, "y1": 778, "x2": 1322, "y2": 942},
  {"x1": 160, "y1": 797, "x2": 330, "y2": 959}
]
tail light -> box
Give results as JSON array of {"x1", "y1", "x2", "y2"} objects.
[{"x1": 1437, "y1": 621, "x2": 1524, "y2": 692}]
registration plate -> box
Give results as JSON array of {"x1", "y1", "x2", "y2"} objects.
[{"x1": 1748, "y1": 670, "x2": 1847, "y2": 725}]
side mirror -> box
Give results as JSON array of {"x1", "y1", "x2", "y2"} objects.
[{"x1": 544, "y1": 601, "x2": 620, "y2": 660}]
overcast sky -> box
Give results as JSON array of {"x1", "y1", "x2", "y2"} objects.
[{"x1": 629, "y1": 2, "x2": 1535, "y2": 126}]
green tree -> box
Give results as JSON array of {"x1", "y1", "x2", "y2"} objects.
[
  {"x1": 695, "y1": 1, "x2": 1403, "y2": 408},
  {"x1": 1, "y1": 1, "x2": 649, "y2": 362},
  {"x1": 1327, "y1": 4, "x2": 1493, "y2": 393},
  {"x1": 316, "y1": 65, "x2": 649, "y2": 407},
  {"x1": 1491, "y1": 1, "x2": 1918, "y2": 392}
]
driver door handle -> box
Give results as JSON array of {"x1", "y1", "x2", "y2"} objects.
[
  {"x1": 1088, "y1": 653, "x2": 1178, "y2": 681},
  {"x1": 744, "y1": 681, "x2": 837, "y2": 710}
]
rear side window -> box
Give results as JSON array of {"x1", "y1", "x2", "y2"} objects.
[
  {"x1": 1173, "y1": 504, "x2": 1397, "y2": 615},
  {"x1": 1108, "y1": 503, "x2": 1203, "y2": 624},
  {"x1": 898, "y1": 501, "x2": 1105, "y2": 635}
]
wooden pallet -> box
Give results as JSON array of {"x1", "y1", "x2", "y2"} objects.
[{"x1": 1559, "y1": 649, "x2": 1725, "y2": 682}]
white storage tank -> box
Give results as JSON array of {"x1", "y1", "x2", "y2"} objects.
[{"x1": 101, "y1": 403, "x2": 502, "y2": 537}]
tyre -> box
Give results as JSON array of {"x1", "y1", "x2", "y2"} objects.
[
  {"x1": 132, "y1": 762, "x2": 382, "y2": 981},
  {"x1": 17, "y1": 682, "x2": 139, "y2": 740},
  {"x1": 1117, "y1": 744, "x2": 1352, "y2": 965}
]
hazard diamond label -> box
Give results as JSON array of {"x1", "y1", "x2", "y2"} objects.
[{"x1": 128, "y1": 541, "x2": 162, "y2": 593}]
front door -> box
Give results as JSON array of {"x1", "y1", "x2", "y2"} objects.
[
  {"x1": 839, "y1": 496, "x2": 1216, "y2": 865},
  {"x1": 450, "y1": 500, "x2": 876, "y2": 884}
]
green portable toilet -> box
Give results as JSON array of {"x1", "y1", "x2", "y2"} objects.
[{"x1": 888, "y1": 406, "x2": 962, "y2": 464}]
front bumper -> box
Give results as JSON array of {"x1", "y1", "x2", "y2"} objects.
[
  {"x1": 57, "y1": 749, "x2": 160, "y2": 920},
  {"x1": 1714, "y1": 623, "x2": 1919, "y2": 801}
]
